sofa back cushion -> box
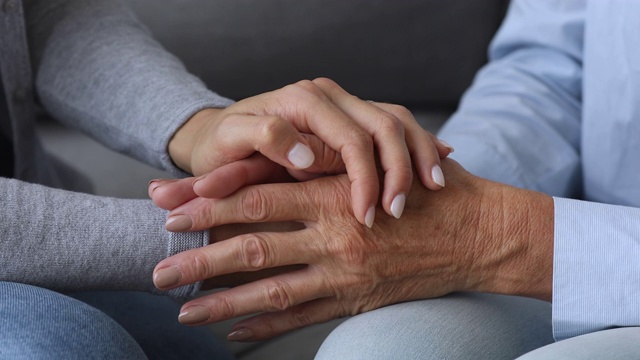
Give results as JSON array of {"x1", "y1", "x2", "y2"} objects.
[{"x1": 130, "y1": 0, "x2": 508, "y2": 109}]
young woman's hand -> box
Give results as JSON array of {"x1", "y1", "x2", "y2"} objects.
[{"x1": 167, "y1": 78, "x2": 453, "y2": 226}]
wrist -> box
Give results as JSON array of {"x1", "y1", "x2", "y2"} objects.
[
  {"x1": 468, "y1": 182, "x2": 554, "y2": 301},
  {"x1": 168, "y1": 108, "x2": 224, "y2": 174}
]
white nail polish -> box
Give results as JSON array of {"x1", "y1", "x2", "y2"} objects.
[
  {"x1": 287, "y1": 142, "x2": 315, "y2": 169},
  {"x1": 438, "y1": 139, "x2": 455, "y2": 152},
  {"x1": 432, "y1": 165, "x2": 445, "y2": 187},
  {"x1": 390, "y1": 194, "x2": 406, "y2": 219},
  {"x1": 365, "y1": 206, "x2": 375, "y2": 228}
]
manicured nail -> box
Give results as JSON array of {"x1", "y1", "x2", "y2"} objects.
[
  {"x1": 365, "y1": 206, "x2": 375, "y2": 228},
  {"x1": 227, "y1": 327, "x2": 253, "y2": 342},
  {"x1": 178, "y1": 305, "x2": 210, "y2": 325},
  {"x1": 432, "y1": 165, "x2": 445, "y2": 187},
  {"x1": 287, "y1": 142, "x2": 315, "y2": 169},
  {"x1": 153, "y1": 265, "x2": 182, "y2": 288},
  {"x1": 165, "y1": 215, "x2": 193, "y2": 232},
  {"x1": 438, "y1": 139, "x2": 455, "y2": 152},
  {"x1": 390, "y1": 194, "x2": 406, "y2": 219},
  {"x1": 148, "y1": 180, "x2": 161, "y2": 195},
  {"x1": 192, "y1": 174, "x2": 206, "y2": 188}
]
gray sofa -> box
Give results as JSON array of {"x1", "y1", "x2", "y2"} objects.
[
  {"x1": 39, "y1": 1, "x2": 509, "y2": 358},
  {"x1": 131, "y1": 0, "x2": 508, "y2": 109}
]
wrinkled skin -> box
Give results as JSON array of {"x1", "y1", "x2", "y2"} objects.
[{"x1": 151, "y1": 159, "x2": 553, "y2": 341}]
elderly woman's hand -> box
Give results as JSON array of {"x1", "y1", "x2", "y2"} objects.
[
  {"x1": 151, "y1": 159, "x2": 554, "y2": 341},
  {"x1": 167, "y1": 78, "x2": 453, "y2": 227}
]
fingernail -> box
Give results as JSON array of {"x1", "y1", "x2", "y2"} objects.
[
  {"x1": 191, "y1": 175, "x2": 206, "y2": 193},
  {"x1": 148, "y1": 180, "x2": 161, "y2": 195},
  {"x1": 179, "y1": 305, "x2": 210, "y2": 324},
  {"x1": 153, "y1": 265, "x2": 182, "y2": 288},
  {"x1": 432, "y1": 165, "x2": 445, "y2": 187},
  {"x1": 390, "y1": 194, "x2": 406, "y2": 219},
  {"x1": 166, "y1": 215, "x2": 193, "y2": 232},
  {"x1": 288, "y1": 142, "x2": 315, "y2": 169},
  {"x1": 192, "y1": 174, "x2": 206, "y2": 187},
  {"x1": 438, "y1": 139, "x2": 455, "y2": 152},
  {"x1": 227, "y1": 327, "x2": 253, "y2": 342},
  {"x1": 365, "y1": 206, "x2": 375, "y2": 228}
]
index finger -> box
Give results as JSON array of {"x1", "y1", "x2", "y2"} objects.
[{"x1": 166, "y1": 176, "x2": 350, "y2": 232}]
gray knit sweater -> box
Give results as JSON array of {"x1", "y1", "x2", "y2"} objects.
[{"x1": 0, "y1": 0, "x2": 233, "y2": 297}]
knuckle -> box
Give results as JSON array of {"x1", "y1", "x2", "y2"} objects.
[
  {"x1": 212, "y1": 296, "x2": 236, "y2": 319},
  {"x1": 311, "y1": 77, "x2": 337, "y2": 89},
  {"x1": 281, "y1": 80, "x2": 324, "y2": 106},
  {"x1": 241, "y1": 187, "x2": 271, "y2": 222},
  {"x1": 280, "y1": 82, "x2": 300, "y2": 96},
  {"x1": 386, "y1": 104, "x2": 414, "y2": 120},
  {"x1": 294, "y1": 79, "x2": 316, "y2": 90},
  {"x1": 260, "y1": 319, "x2": 278, "y2": 338},
  {"x1": 313, "y1": 175, "x2": 352, "y2": 210},
  {"x1": 345, "y1": 130, "x2": 373, "y2": 150},
  {"x1": 259, "y1": 116, "x2": 288, "y2": 147},
  {"x1": 320, "y1": 144, "x2": 344, "y2": 173},
  {"x1": 264, "y1": 281, "x2": 293, "y2": 311},
  {"x1": 329, "y1": 237, "x2": 371, "y2": 270},
  {"x1": 312, "y1": 77, "x2": 347, "y2": 102},
  {"x1": 289, "y1": 306, "x2": 315, "y2": 329},
  {"x1": 241, "y1": 235, "x2": 270, "y2": 269},
  {"x1": 394, "y1": 163, "x2": 414, "y2": 182},
  {"x1": 377, "y1": 113, "x2": 404, "y2": 135},
  {"x1": 190, "y1": 251, "x2": 215, "y2": 279},
  {"x1": 289, "y1": 79, "x2": 320, "y2": 96},
  {"x1": 193, "y1": 199, "x2": 219, "y2": 227}
]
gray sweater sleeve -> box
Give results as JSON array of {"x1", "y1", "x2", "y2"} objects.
[
  {"x1": 0, "y1": 0, "x2": 229, "y2": 296},
  {"x1": 26, "y1": 0, "x2": 234, "y2": 176},
  {"x1": 0, "y1": 178, "x2": 206, "y2": 297}
]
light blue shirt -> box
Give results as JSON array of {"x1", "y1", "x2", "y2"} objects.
[{"x1": 439, "y1": 0, "x2": 640, "y2": 341}]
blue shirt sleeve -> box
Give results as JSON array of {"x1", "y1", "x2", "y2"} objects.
[
  {"x1": 553, "y1": 197, "x2": 640, "y2": 340},
  {"x1": 437, "y1": 0, "x2": 640, "y2": 341},
  {"x1": 439, "y1": 0, "x2": 584, "y2": 198},
  {"x1": 441, "y1": 0, "x2": 640, "y2": 341}
]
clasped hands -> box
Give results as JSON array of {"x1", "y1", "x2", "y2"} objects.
[{"x1": 149, "y1": 78, "x2": 554, "y2": 342}]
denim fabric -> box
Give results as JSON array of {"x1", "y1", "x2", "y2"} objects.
[
  {"x1": 0, "y1": 282, "x2": 146, "y2": 359},
  {"x1": 316, "y1": 293, "x2": 554, "y2": 360},
  {"x1": 0, "y1": 282, "x2": 233, "y2": 360},
  {"x1": 517, "y1": 328, "x2": 640, "y2": 359}
]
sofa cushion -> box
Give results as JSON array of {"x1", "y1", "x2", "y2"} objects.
[{"x1": 130, "y1": 0, "x2": 507, "y2": 109}]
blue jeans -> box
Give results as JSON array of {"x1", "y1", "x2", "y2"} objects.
[
  {"x1": 316, "y1": 293, "x2": 640, "y2": 359},
  {"x1": 517, "y1": 327, "x2": 640, "y2": 359},
  {"x1": 0, "y1": 282, "x2": 233, "y2": 359},
  {"x1": 316, "y1": 293, "x2": 553, "y2": 359}
]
